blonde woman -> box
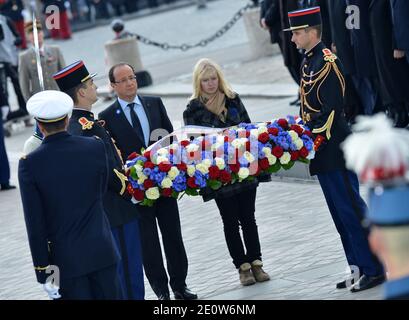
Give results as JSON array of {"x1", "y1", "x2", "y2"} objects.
[{"x1": 183, "y1": 58, "x2": 270, "y2": 286}]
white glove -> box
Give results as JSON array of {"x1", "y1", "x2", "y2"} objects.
[
  {"x1": 1, "y1": 106, "x2": 9, "y2": 121},
  {"x1": 43, "y1": 282, "x2": 61, "y2": 299},
  {"x1": 23, "y1": 135, "x2": 42, "y2": 155}
]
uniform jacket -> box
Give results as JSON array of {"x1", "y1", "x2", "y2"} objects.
[
  {"x1": 18, "y1": 132, "x2": 119, "y2": 283},
  {"x1": 390, "y1": 0, "x2": 409, "y2": 51},
  {"x1": 300, "y1": 42, "x2": 351, "y2": 175},
  {"x1": 18, "y1": 45, "x2": 65, "y2": 101},
  {"x1": 68, "y1": 109, "x2": 137, "y2": 228}
]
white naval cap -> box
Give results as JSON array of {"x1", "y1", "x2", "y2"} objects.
[{"x1": 27, "y1": 90, "x2": 73, "y2": 123}]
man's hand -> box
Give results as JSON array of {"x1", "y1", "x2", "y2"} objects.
[
  {"x1": 43, "y1": 282, "x2": 61, "y2": 299},
  {"x1": 260, "y1": 18, "x2": 268, "y2": 30},
  {"x1": 394, "y1": 50, "x2": 405, "y2": 59}
]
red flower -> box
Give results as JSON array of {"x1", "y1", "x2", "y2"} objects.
[
  {"x1": 209, "y1": 166, "x2": 220, "y2": 180},
  {"x1": 224, "y1": 136, "x2": 229, "y2": 143},
  {"x1": 277, "y1": 118, "x2": 288, "y2": 129},
  {"x1": 229, "y1": 163, "x2": 240, "y2": 173},
  {"x1": 169, "y1": 149, "x2": 174, "y2": 155},
  {"x1": 187, "y1": 177, "x2": 198, "y2": 189},
  {"x1": 177, "y1": 162, "x2": 187, "y2": 171},
  {"x1": 143, "y1": 179, "x2": 154, "y2": 190},
  {"x1": 144, "y1": 161, "x2": 155, "y2": 169},
  {"x1": 246, "y1": 131, "x2": 250, "y2": 138},
  {"x1": 133, "y1": 189, "x2": 145, "y2": 201},
  {"x1": 220, "y1": 170, "x2": 232, "y2": 184},
  {"x1": 299, "y1": 147, "x2": 309, "y2": 158},
  {"x1": 290, "y1": 125, "x2": 304, "y2": 136},
  {"x1": 180, "y1": 140, "x2": 190, "y2": 147},
  {"x1": 162, "y1": 188, "x2": 172, "y2": 197},
  {"x1": 258, "y1": 132, "x2": 270, "y2": 144},
  {"x1": 246, "y1": 141, "x2": 251, "y2": 152},
  {"x1": 158, "y1": 162, "x2": 172, "y2": 172},
  {"x1": 143, "y1": 151, "x2": 151, "y2": 160},
  {"x1": 272, "y1": 146, "x2": 284, "y2": 158},
  {"x1": 268, "y1": 127, "x2": 279, "y2": 136},
  {"x1": 259, "y1": 158, "x2": 270, "y2": 170},
  {"x1": 290, "y1": 150, "x2": 300, "y2": 161},
  {"x1": 127, "y1": 152, "x2": 138, "y2": 160}
]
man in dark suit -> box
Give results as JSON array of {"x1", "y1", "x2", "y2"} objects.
[
  {"x1": 18, "y1": 90, "x2": 121, "y2": 299},
  {"x1": 99, "y1": 63, "x2": 197, "y2": 300},
  {"x1": 52, "y1": 60, "x2": 145, "y2": 300},
  {"x1": 286, "y1": 6, "x2": 385, "y2": 292}
]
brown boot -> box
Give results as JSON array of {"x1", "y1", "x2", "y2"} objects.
[
  {"x1": 239, "y1": 263, "x2": 256, "y2": 286},
  {"x1": 251, "y1": 260, "x2": 270, "y2": 282}
]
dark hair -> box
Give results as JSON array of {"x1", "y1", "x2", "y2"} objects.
[
  {"x1": 38, "y1": 117, "x2": 67, "y2": 134},
  {"x1": 109, "y1": 63, "x2": 136, "y2": 83},
  {"x1": 307, "y1": 25, "x2": 322, "y2": 38},
  {"x1": 64, "y1": 82, "x2": 88, "y2": 105}
]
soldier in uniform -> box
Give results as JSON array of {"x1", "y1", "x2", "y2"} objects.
[
  {"x1": 343, "y1": 114, "x2": 409, "y2": 300},
  {"x1": 52, "y1": 61, "x2": 145, "y2": 300},
  {"x1": 285, "y1": 6, "x2": 385, "y2": 292},
  {"x1": 0, "y1": 0, "x2": 26, "y2": 49},
  {"x1": 18, "y1": 90, "x2": 122, "y2": 299},
  {"x1": 18, "y1": 20, "x2": 65, "y2": 102}
]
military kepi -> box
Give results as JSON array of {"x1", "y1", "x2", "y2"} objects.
[
  {"x1": 53, "y1": 60, "x2": 97, "y2": 92},
  {"x1": 27, "y1": 90, "x2": 73, "y2": 123},
  {"x1": 284, "y1": 6, "x2": 322, "y2": 31}
]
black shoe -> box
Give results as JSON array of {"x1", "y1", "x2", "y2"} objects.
[
  {"x1": 350, "y1": 274, "x2": 385, "y2": 293},
  {"x1": 173, "y1": 287, "x2": 198, "y2": 300},
  {"x1": 0, "y1": 184, "x2": 16, "y2": 191},
  {"x1": 336, "y1": 276, "x2": 356, "y2": 289},
  {"x1": 157, "y1": 292, "x2": 170, "y2": 300}
]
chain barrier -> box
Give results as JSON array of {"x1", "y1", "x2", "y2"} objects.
[{"x1": 130, "y1": 2, "x2": 256, "y2": 51}]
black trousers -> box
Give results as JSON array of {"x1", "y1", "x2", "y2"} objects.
[
  {"x1": 215, "y1": 188, "x2": 262, "y2": 269},
  {"x1": 59, "y1": 264, "x2": 122, "y2": 300},
  {"x1": 137, "y1": 197, "x2": 188, "y2": 296}
]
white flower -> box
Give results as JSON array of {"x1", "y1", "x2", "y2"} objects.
[
  {"x1": 186, "y1": 144, "x2": 199, "y2": 153},
  {"x1": 231, "y1": 139, "x2": 242, "y2": 148},
  {"x1": 137, "y1": 173, "x2": 148, "y2": 184},
  {"x1": 156, "y1": 156, "x2": 169, "y2": 164},
  {"x1": 157, "y1": 148, "x2": 169, "y2": 156},
  {"x1": 307, "y1": 150, "x2": 315, "y2": 160},
  {"x1": 196, "y1": 163, "x2": 209, "y2": 175},
  {"x1": 215, "y1": 157, "x2": 226, "y2": 170},
  {"x1": 294, "y1": 138, "x2": 304, "y2": 150},
  {"x1": 216, "y1": 135, "x2": 225, "y2": 144},
  {"x1": 238, "y1": 167, "x2": 250, "y2": 180},
  {"x1": 267, "y1": 155, "x2": 277, "y2": 165},
  {"x1": 134, "y1": 164, "x2": 143, "y2": 172},
  {"x1": 262, "y1": 147, "x2": 272, "y2": 156},
  {"x1": 161, "y1": 178, "x2": 173, "y2": 189},
  {"x1": 187, "y1": 165, "x2": 196, "y2": 177},
  {"x1": 243, "y1": 151, "x2": 255, "y2": 163},
  {"x1": 202, "y1": 159, "x2": 212, "y2": 168},
  {"x1": 258, "y1": 126, "x2": 268, "y2": 134},
  {"x1": 288, "y1": 130, "x2": 299, "y2": 141},
  {"x1": 168, "y1": 167, "x2": 180, "y2": 180},
  {"x1": 279, "y1": 152, "x2": 291, "y2": 165},
  {"x1": 146, "y1": 187, "x2": 160, "y2": 200}
]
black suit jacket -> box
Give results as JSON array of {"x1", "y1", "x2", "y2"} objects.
[
  {"x1": 99, "y1": 95, "x2": 174, "y2": 160},
  {"x1": 18, "y1": 132, "x2": 119, "y2": 283}
]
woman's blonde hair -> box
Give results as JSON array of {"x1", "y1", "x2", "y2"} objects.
[{"x1": 190, "y1": 58, "x2": 235, "y2": 100}]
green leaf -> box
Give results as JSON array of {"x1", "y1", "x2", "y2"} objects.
[
  {"x1": 208, "y1": 180, "x2": 222, "y2": 190},
  {"x1": 267, "y1": 161, "x2": 281, "y2": 173},
  {"x1": 282, "y1": 161, "x2": 295, "y2": 171},
  {"x1": 130, "y1": 166, "x2": 138, "y2": 180},
  {"x1": 185, "y1": 188, "x2": 199, "y2": 196},
  {"x1": 298, "y1": 158, "x2": 310, "y2": 164}
]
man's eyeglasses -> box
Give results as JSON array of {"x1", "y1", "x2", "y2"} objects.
[{"x1": 113, "y1": 75, "x2": 137, "y2": 85}]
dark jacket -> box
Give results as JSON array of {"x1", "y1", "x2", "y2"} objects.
[
  {"x1": 390, "y1": 0, "x2": 409, "y2": 51},
  {"x1": 18, "y1": 132, "x2": 119, "y2": 283},
  {"x1": 300, "y1": 42, "x2": 351, "y2": 175},
  {"x1": 68, "y1": 109, "x2": 137, "y2": 228},
  {"x1": 260, "y1": 0, "x2": 281, "y2": 44},
  {"x1": 0, "y1": 0, "x2": 24, "y2": 21},
  {"x1": 183, "y1": 94, "x2": 264, "y2": 201}
]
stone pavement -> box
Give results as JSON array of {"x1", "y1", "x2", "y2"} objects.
[{"x1": 0, "y1": 0, "x2": 383, "y2": 300}]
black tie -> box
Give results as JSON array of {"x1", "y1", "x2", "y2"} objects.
[{"x1": 128, "y1": 103, "x2": 145, "y2": 144}]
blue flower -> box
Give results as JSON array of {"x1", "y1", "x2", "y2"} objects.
[{"x1": 143, "y1": 168, "x2": 152, "y2": 176}]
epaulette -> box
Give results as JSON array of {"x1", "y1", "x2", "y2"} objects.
[
  {"x1": 322, "y1": 48, "x2": 337, "y2": 63},
  {"x1": 78, "y1": 117, "x2": 94, "y2": 130}
]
